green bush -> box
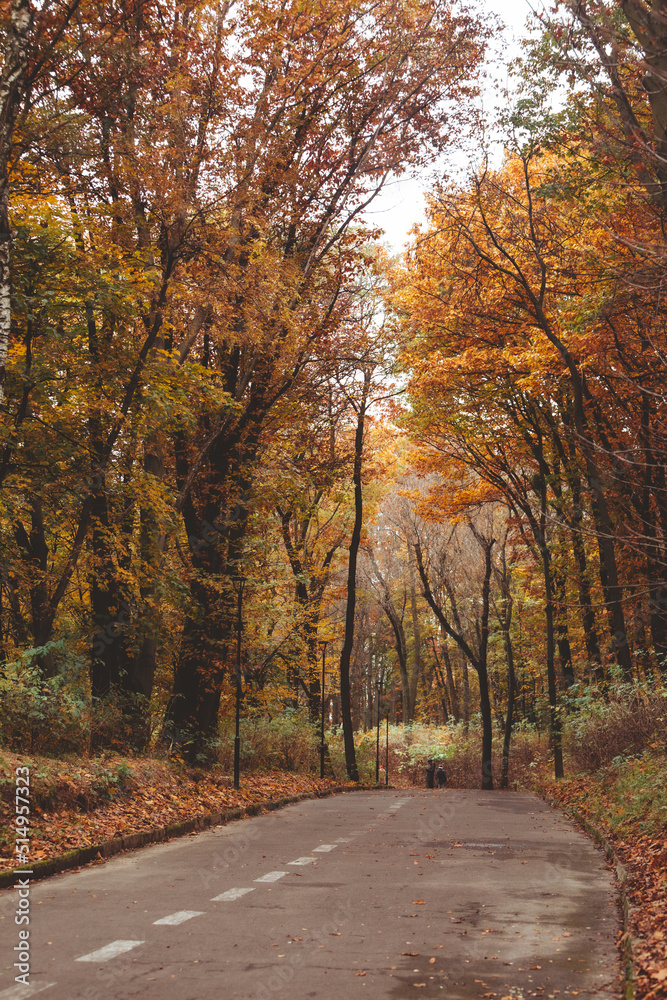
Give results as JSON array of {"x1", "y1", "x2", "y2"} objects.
[
  {"x1": 327, "y1": 721, "x2": 548, "y2": 788},
  {"x1": 328, "y1": 727, "x2": 379, "y2": 783},
  {"x1": 0, "y1": 644, "x2": 90, "y2": 756},
  {"x1": 218, "y1": 709, "x2": 320, "y2": 773},
  {"x1": 564, "y1": 679, "x2": 667, "y2": 772}
]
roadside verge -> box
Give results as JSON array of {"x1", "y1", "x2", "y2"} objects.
[{"x1": 0, "y1": 782, "x2": 390, "y2": 890}]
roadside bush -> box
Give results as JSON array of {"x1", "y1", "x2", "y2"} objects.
[
  {"x1": 326, "y1": 726, "x2": 374, "y2": 782},
  {"x1": 0, "y1": 645, "x2": 89, "y2": 756},
  {"x1": 565, "y1": 680, "x2": 667, "y2": 772},
  {"x1": 218, "y1": 709, "x2": 319, "y2": 773},
  {"x1": 389, "y1": 722, "x2": 452, "y2": 785},
  {"x1": 326, "y1": 720, "x2": 550, "y2": 789}
]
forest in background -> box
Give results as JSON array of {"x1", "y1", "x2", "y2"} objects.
[{"x1": 0, "y1": 0, "x2": 666, "y2": 793}]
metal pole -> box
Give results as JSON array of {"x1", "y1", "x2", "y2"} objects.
[
  {"x1": 385, "y1": 711, "x2": 389, "y2": 785},
  {"x1": 375, "y1": 679, "x2": 381, "y2": 783},
  {"x1": 233, "y1": 576, "x2": 245, "y2": 790},
  {"x1": 320, "y1": 641, "x2": 327, "y2": 779}
]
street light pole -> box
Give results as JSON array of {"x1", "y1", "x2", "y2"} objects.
[
  {"x1": 385, "y1": 710, "x2": 389, "y2": 785},
  {"x1": 375, "y1": 676, "x2": 382, "y2": 784},
  {"x1": 320, "y1": 641, "x2": 327, "y2": 779},
  {"x1": 232, "y1": 575, "x2": 246, "y2": 790}
]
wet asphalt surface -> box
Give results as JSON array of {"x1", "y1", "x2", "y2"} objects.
[{"x1": 0, "y1": 788, "x2": 621, "y2": 999}]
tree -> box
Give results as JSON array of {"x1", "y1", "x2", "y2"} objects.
[
  {"x1": 157, "y1": 0, "x2": 489, "y2": 758},
  {"x1": 412, "y1": 503, "x2": 497, "y2": 790}
]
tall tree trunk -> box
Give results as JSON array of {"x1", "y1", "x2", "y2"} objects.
[
  {"x1": 339, "y1": 369, "x2": 371, "y2": 783},
  {"x1": 553, "y1": 565, "x2": 575, "y2": 687},
  {"x1": 459, "y1": 649, "x2": 470, "y2": 731},
  {"x1": 495, "y1": 545, "x2": 517, "y2": 790},
  {"x1": 531, "y1": 278, "x2": 633, "y2": 681},
  {"x1": 13, "y1": 498, "x2": 56, "y2": 677},
  {"x1": 568, "y1": 472, "x2": 603, "y2": 677},
  {"x1": 408, "y1": 546, "x2": 422, "y2": 719},
  {"x1": 0, "y1": 0, "x2": 32, "y2": 406},
  {"x1": 540, "y1": 528, "x2": 564, "y2": 779},
  {"x1": 161, "y1": 578, "x2": 232, "y2": 762}
]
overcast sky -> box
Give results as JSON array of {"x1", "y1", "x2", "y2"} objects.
[{"x1": 365, "y1": 0, "x2": 540, "y2": 253}]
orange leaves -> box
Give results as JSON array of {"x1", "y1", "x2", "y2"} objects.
[{"x1": 0, "y1": 751, "x2": 338, "y2": 873}]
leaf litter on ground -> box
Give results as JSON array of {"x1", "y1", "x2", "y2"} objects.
[{"x1": 0, "y1": 750, "x2": 342, "y2": 872}]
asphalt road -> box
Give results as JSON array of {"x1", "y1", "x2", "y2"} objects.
[{"x1": 0, "y1": 789, "x2": 621, "y2": 1000}]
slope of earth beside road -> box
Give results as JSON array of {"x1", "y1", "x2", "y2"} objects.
[
  {"x1": 0, "y1": 789, "x2": 621, "y2": 1000},
  {"x1": 0, "y1": 751, "x2": 344, "y2": 880}
]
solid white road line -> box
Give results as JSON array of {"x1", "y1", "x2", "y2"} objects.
[
  {"x1": 0, "y1": 983, "x2": 56, "y2": 999},
  {"x1": 75, "y1": 940, "x2": 144, "y2": 963},
  {"x1": 153, "y1": 910, "x2": 204, "y2": 926},
  {"x1": 288, "y1": 857, "x2": 317, "y2": 865},
  {"x1": 254, "y1": 871, "x2": 288, "y2": 883},
  {"x1": 211, "y1": 887, "x2": 255, "y2": 901},
  {"x1": 313, "y1": 844, "x2": 337, "y2": 852}
]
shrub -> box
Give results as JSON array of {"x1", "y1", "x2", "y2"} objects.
[
  {"x1": 326, "y1": 720, "x2": 549, "y2": 789},
  {"x1": 565, "y1": 680, "x2": 667, "y2": 772},
  {"x1": 0, "y1": 644, "x2": 90, "y2": 756},
  {"x1": 608, "y1": 752, "x2": 667, "y2": 837},
  {"x1": 218, "y1": 709, "x2": 319, "y2": 773}
]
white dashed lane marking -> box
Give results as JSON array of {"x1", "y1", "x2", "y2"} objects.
[
  {"x1": 0, "y1": 983, "x2": 56, "y2": 999},
  {"x1": 153, "y1": 910, "x2": 204, "y2": 926},
  {"x1": 254, "y1": 871, "x2": 288, "y2": 882},
  {"x1": 288, "y1": 857, "x2": 317, "y2": 865},
  {"x1": 75, "y1": 940, "x2": 144, "y2": 963},
  {"x1": 211, "y1": 887, "x2": 255, "y2": 901},
  {"x1": 313, "y1": 844, "x2": 337, "y2": 852}
]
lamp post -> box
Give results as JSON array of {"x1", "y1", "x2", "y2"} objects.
[
  {"x1": 319, "y1": 641, "x2": 327, "y2": 779},
  {"x1": 385, "y1": 710, "x2": 389, "y2": 785},
  {"x1": 375, "y1": 675, "x2": 383, "y2": 784},
  {"x1": 232, "y1": 575, "x2": 246, "y2": 790}
]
